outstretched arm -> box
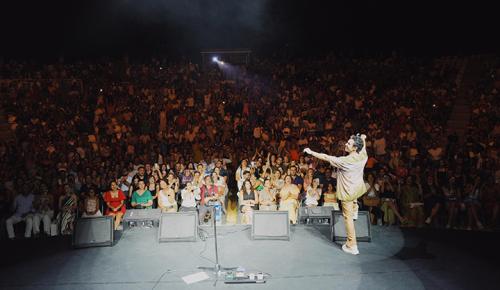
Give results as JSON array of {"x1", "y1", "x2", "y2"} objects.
[
  {"x1": 303, "y1": 148, "x2": 333, "y2": 163},
  {"x1": 360, "y1": 134, "x2": 367, "y2": 155}
]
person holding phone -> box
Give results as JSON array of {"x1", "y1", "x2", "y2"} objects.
[{"x1": 304, "y1": 134, "x2": 368, "y2": 255}]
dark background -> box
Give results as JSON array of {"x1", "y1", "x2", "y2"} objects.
[{"x1": 1, "y1": 0, "x2": 498, "y2": 59}]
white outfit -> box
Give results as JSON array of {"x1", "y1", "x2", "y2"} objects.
[
  {"x1": 33, "y1": 210, "x2": 54, "y2": 235},
  {"x1": 181, "y1": 187, "x2": 200, "y2": 208},
  {"x1": 364, "y1": 182, "x2": 380, "y2": 197},
  {"x1": 159, "y1": 190, "x2": 177, "y2": 210},
  {"x1": 6, "y1": 194, "x2": 35, "y2": 239},
  {"x1": 304, "y1": 187, "x2": 321, "y2": 206}
]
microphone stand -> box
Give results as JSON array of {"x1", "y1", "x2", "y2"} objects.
[{"x1": 198, "y1": 204, "x2": 237, "y2": 278}]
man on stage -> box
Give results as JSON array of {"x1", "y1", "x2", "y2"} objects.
[{"x1": 304, "y1": 134, "x2": 367, "y2": 255}]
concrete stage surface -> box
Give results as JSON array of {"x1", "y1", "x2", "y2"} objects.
[{"x1": 0, "y1": 224, "x2": 499, "y2": 290}]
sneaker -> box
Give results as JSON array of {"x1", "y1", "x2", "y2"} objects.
[
  {"x1": 377, "y1": 220, "x2": 383, "y2": 226},
  {"x1": 477, "y1": 222, "x2": 484, "y2": 230},
  {"x1": 342, "y1": 244, "x2": 359, "y2": 255},
  {"x1": 425, "y1": 217, "x2": 432, "y2": 225}
]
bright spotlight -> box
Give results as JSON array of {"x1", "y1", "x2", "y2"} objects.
[
  {"x1": 212, "y1": 56, "x2": 218, "y2": 62},
  {"x1": 220, "y1": 61, "x2": 224, "y2": 65}
]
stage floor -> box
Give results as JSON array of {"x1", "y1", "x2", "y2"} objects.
[{"x1": 0, "y1": 225, "x2": 499, "y2": 290}]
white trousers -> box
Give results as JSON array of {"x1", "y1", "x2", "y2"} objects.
[
  {"x1": 33, "y1": 211, "x2": 54, "y2": 235},
  {"x1": 6, "y1": 214, "x2": 33, "y2": 239}
]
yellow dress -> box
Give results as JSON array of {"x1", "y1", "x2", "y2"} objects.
[{"x1": 279, "y1": 184, "x2": 300, "y2": 224}]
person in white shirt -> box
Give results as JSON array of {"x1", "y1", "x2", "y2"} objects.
[
  {"x1": 6, "y1": 188, "x2": 35, "y2": 239},
  {"x1": 304, "y1": 134, "x2": 367, "y2": 255},
  {"x1": 304, "y1": 178, "x2": 321, "y2": 207},
  {"x1": 157, "y1": 180, "x2": 178, "y2": 213},
  {"x1": 180, "y1": 182, "x2": 200, "y2": 211}
]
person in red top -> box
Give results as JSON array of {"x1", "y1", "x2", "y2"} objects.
[
  {"x1": 103, "y1": 181, "x2": 127, "y2": 230},
  {"x1": 198, "y1": 175, "x2": 220, "y2": 224}
]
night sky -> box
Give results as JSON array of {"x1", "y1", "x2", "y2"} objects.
[{"x1": 1, "y1": 0, "x2": 498, "y2": 59}]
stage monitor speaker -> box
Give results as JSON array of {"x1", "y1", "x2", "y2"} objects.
[
  {"x1": 298, "y1": 206, "x2": 335, "y2": 224},
  {"x1": 73, "y1": 216, "x2": 114, "y2": 248},
  {"x1": 331, "y1": 210, "x2": 371, "y2": 242},
  {"x1": 158, "y1": 211, "x2": 198, "y2": 242},
  {"x1": 252, "y1": 211, "x2": 290, "y2": 240}
]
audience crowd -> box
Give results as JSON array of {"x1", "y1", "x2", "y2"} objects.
[{"x1": 0, "y1": 54, "x2": 498, "y2": 240}]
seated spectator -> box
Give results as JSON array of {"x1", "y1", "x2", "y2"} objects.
[
  {"x1": 235, "y1": 159, "x2": 250, "y2": 184},
  {"x1": 279, "y1": 175, "x2": 300, "y2": 224},
  {"x1": 322, "y1": 183, "x2": 339, "y2": 210},
  {"x1": 6, "y1": 185, "x2": 35, "y2": 240},
  {"x1": 103, "y1": 181, "x2": 127, "y2": 230},
  {"x1": 463, "y1": 177, "x2": 484, "y2": 230},
  {"x1": 58, "y1": 184, "x2": 78, "y2": 235},
  {"x1": 81, "y1": 188, "x2": 102, "y2": 218},
  {"x1": 180, "y1": 182, "x2": 200, "y2": 211},
  {"x1": 303, "y1": 168, "x2": 315, "y2": 191},
  {"x1": 379, "y1": 176, "x2": 406, "y2": 225},
  {"x1": 198, "y1": 175, "x2": 221, "y2": 224},
  {"x1": 237, "y1": 170, "x2": 251, "y2": 191},
  {"x1": 192, "y1": 171, "x2": 203, "y2": 188},
  {"x1": 258, "y1": 179, "x2": 277, "y2": 210},
  {"x1": 442, "y1": 176, "x2": 459, "y2": 229},
  {"x1": 131, "y1": 180, "x2": 153, "y2": 209},
  {"x1": 158, "y1": 180, "x2": 177, "y2": 213},
  {"x1": 304, "y1": 178, "x2": 321, "y2": 207},
  {"x1": 423, "y1": 175, "x2": 444, "y2": 226},
  {"x1": 398, "y1": 176, "x2": 424, "y2": 227},
  {"x1": 362, "y1": 173, "x2": 382, "y2": 224},
  {"x1": 148, "y1": 175, "x2": 159, "y2": 208},
  {"x1": 271, "y1": 170, "x2": 285, "y2": 191},
  {"x1": 165, "y1": 172, "x2": 180, "y2": 200},
  {"x1": 33, "y1": 185, "x2": 54, "y2": 236},
  {"x1": 212, "y1": 170, "x2": 228, "y2": 202},
  {"x1": 238, "y1": 180, "x2": 259, "y2": 224},
  {"x1": 180, "y1": 168, "x2": 194, "y2": 187}
]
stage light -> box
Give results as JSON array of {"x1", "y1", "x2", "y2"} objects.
[
  {"x1": 220, "y1": 61, "x2": 224, "y2": 65},
  {"x1": 212, "y1": 56, "x2": 218, "y2": 62}
]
